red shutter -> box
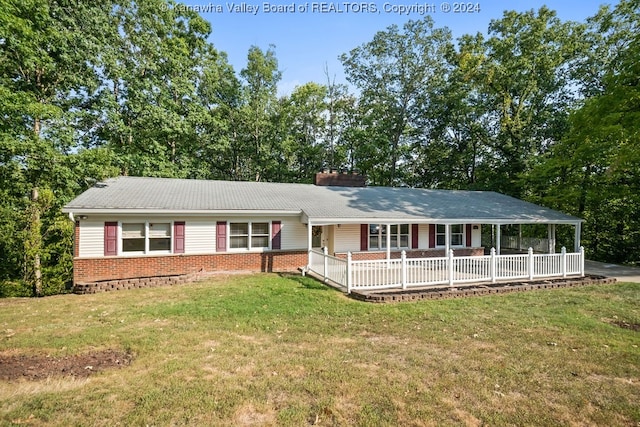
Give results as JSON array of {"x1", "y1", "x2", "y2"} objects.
[
  {"x1": 216, "y1": 221, "x2": 227, "y2": 252},
  {"x1": 360, "y1": 224, "x2": 368, "y2": 251},
  {"x1": 174, "y1": 221, "x2": 185, "y2": 254},
  {"x1": 272, "y1": 221, "x2": 282, "y2": 250},
  {"x1": 466, "y1": 224, "x2": 472, "y2": 247},
  {"x1": 411, "y1": 224, "x2": 419, "y2": 249},
  {"x1": 428, "y1": 224, "x2": 436, "y2": 248},
  {"x1": 104, "y1": 222, "x2": 117, "y2": 256}
]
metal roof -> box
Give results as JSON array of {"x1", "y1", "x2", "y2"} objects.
[{"x1": 63, "y1": 176, "x2": 582, "y2": 224}]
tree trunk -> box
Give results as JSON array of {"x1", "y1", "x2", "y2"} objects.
[{"x1": 30, "y1": 187, "x2": 43, "y2": 297}]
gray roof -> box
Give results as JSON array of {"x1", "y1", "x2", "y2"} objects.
[{"x1": 63, "y1": 176, "x2": 582, "y2": 224}]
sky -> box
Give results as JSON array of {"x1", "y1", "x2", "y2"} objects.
[{"x1": 178, "y1": 0, "x2": 614, "y2": 94}]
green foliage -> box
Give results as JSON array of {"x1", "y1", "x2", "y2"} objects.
[
  {"x1": 1, "y1": 0, "x2": 638, "y2": 295},
  {"x1": 340, "y1": 17, "x2": 454, "y2": 186},
  {"x1": 529, "y1": 0, "x2": 640, "y2": 264}
]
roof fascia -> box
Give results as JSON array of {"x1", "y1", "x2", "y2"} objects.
[
  {"x1": 304, "y1": 217, "x2": 583, "y2": 225},
  {"x1": 61, "y1": 208, "x2": 302, "y2": 217}
]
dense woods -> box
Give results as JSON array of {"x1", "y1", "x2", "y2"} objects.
[{"x1": 1, "y1": 0, "x2": 638, "y2": 295}]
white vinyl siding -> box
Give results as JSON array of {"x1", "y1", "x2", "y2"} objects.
[
  {"x1": 76, "y1": 215, "x2": 306, "y2": 257},
  {"x1": 184, "y1": 219, "x2": 216, "y2": 254},
  {"x1": 332, "y1": 224, "x2": 361, "y2": 253},
  {"x1": 280, "y1": 219, "x2": 307, "y2": 250},
  {"x1": 78, "y1": 221, "x2": 105, "y2": 258},
  {"x1": 418, "y1": 224, "x2": 429, "y2": 249}
]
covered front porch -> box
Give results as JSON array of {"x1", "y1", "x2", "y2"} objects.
[
  {"x1": 302, "y1": 219, "x2": 584, "y2": 294},
  {"x1": 306, "y1": 245, "x2": 585, "y2": 293}
]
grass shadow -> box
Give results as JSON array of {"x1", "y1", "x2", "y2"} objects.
[{"x1": 278, "y1": 272, "x2": 343, "y2": 293}]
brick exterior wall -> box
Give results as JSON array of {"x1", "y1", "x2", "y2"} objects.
[
  {"x1": 73, "y1": 250, "x2": 308, "y2": 284},
  {"x1": 335, "y1": 248, "x2": 485, "y2": 260}
]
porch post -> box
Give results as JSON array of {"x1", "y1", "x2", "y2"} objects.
[
  {"x1": 547, "y1": 224, "x2": 556, "y2": 254},
  {"x1": 518, "y1": 224, "x2": 522, "y2": 251},
  {"x1": 386, "y1": 223, "x2": 391, "y2": 261},
  {"x1": 496, "y1": 224, "x2": 501, "y2": 255},
  {"x1": 307, "y1": 221, "x2": 313, "y2": 269},
  {"x1": 401, "y1": 250, "x2": 407, "y2": 290},
  {"x1": 574, "y1": 222, "x2": 582, "y2": 253},
  {"x1": 445, "y1": 224, "x2": 451, "y2": 254},
  {"x1": 323, "y1": 246, "x2": 328, "y2": 282}
]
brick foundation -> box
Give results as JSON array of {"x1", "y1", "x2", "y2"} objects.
[
  {"x1": 335, "y1": 248, "x2": 485, "y2": 260},
  {"x1": 73, "y1": 250, "x2": 308, "y2": 284}
]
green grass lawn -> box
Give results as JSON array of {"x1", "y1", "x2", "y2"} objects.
[{"x1": 1, "y1": 273, "x2": 638, "y2": 426}]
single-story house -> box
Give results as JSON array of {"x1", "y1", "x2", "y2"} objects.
[{"x1": 62, "y1": 173, "x2": 583, "y2": 287}]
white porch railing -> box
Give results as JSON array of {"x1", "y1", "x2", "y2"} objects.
[{"x1": 307, "y1": 247, "x2": 585, "y2": 293}]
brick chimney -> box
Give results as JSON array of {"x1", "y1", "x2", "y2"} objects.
[{"x1": 313, "y1": 170, "x2": 367, "y2": 187}]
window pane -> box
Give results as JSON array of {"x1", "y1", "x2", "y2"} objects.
[
  {"x1": 390, "y1": 236, "x2": 398, "y2": 247},
  {"x1": 149, "y1": 238, "x2": 170, "y2": 251},
  {"x1": 230, "y1": 236, "x2": 248, "y2": 249},
  {"x1": 149, "y1": 223, "x2": 170, "y2": 238},
  {"x1": 252, "y1": 223, "x2": 269, "y2": 235},
  {"x1": 369, "y1": 236, "x2": 379, "y2": 250},
  {"x1": 123, "y1": 238, "x2": 144, "y2": 252},
  {"x1": 437, "y1": 235, "x2": 446, "y2": 246},
  {"x1": 400, "y1": 224, "x2": 409, "y2": 234},
  {"x1": 400, "y1": 235, "x2": 409, "y2": 247},
  {"x1": 451, "y1": 235, "x2": 463, "y2": 246},
  {"x1": 230, "y1": 223, "x2": 248, "y2": 235},
  {"x1": 390, "y1": 225, "x2": 397, "y2": 234},
  {"x1": 369, "y1": 224, "x2": 380, "y2": 235},
  {"x1": 122, "y1": 223, "x2": 145, "y2": 238},
  {"x1": 251, "y1": 236, "x2": 269, "y2": 248},
  {"x1": 451, "y1": 224, "x2": 463, "y2": 233},
  {"x1": 437, "y1": 224, "x2": 445, "y2": 233}
]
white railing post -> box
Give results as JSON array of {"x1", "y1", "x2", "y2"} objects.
[
  {"x1": 323, "y1": 247, "x2": 329, "y2": 282},
  {"x1": 561, "y1": 246, "x2": 567, "y2": 278},
  {"x1": 580, "y1": 246, "x2": 585, "y2": 277},
  {"x1": 528, "y1": 247, "x2": 534, "y2": 280},
  {"x1": 490, "y1": 247, "x2": 497, "y2": 283},
  {"x1": 346, "y1": 251, "x2": 353, "y2": 293},
  {"x1": 448, "y1": 249, "x2": 454, "y2": 287},
  {"x1": 401, "y1": 250, "x2": 407, "y2": 290}
]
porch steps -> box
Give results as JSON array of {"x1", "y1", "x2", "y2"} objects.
[{"x1": 348, "y1": 275, "x2": 616, "y2": 303}]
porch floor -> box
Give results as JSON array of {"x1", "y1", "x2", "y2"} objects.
[{"x1": 347, "y1": 275, "x2": 615, "y2": 302}]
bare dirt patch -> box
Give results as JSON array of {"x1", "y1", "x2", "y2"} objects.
[
  {"x1": 611, "y1": 320, "x2": 640, "y2": 332},
  {"x1": 0, "y1": 349, "x2": 132, "y2": 381}
]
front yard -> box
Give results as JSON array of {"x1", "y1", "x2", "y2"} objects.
[{"x1": 0, "y1": 273, "x2": 638, "y2": 426}]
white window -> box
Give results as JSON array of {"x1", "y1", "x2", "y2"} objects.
[
  {"x1": 436, "y1": 224, "x2": 464, "y2": 247},
  {"x1": 230, "y1": 222, "x2": 270, "y2": 250},
  {"x1": 149, "y1": 223, "x2": 171, "y2": 251},
  {"x1": 122, "y1": 223, "x2": 145, "y2": 252},
  {"x1": 122, "y1": 222, "x2": 172, "y2": 254},
  {"x1": 369, "y1": 224, "x2": 410, "y2": 250}
]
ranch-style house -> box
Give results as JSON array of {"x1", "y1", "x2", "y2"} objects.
[{"x1": 62, "y1": 172, "x2": 585, "y2": 292}]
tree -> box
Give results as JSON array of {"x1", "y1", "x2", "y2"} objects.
[
  {"x1": 531, "y1": 0, "x2": 640, "y2": 264},
  {"x1": 340, "y1": 17, "x2": 454, "y2": 186},
  {"x1": 236, "y1": 45, "x2": 282, "y2": 181},
  {"x1": 92, "y1": 0, "x2": 219, "y2": 178},
  {"x1": 457, "y1": 7, "x2": 587, "y2": 196},
  {"x1": 0, "y1": 0, "x2": 116, "y2": 295}
]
